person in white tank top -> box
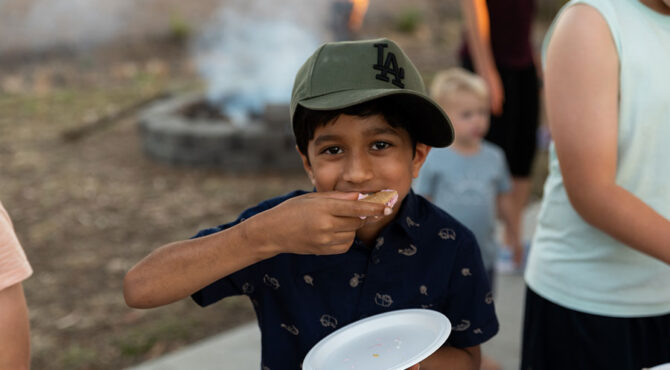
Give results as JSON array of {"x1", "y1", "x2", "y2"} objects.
[{"x1": 521, "y1": 0, "x2": 670, "y2": 368}]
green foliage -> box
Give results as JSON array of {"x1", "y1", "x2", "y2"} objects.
[
  {"x1": 58, "y1": 345, "x2": 98, "y2": 369},
  {"x1": 169, "y1": 13, "x2": 191, "y2": 43},
  {"x1": 395, "y1": 8, "x2": 423, "y2": 34},
  {"x1": 537, "y1": 0, "x2": 569, "y2": 21},
  {"x1": 114, "y1": 316, "x2": 193, "y2": 358}
]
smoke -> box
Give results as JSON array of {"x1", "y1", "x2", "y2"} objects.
[
  {"x1": 0, "y1": 0, "x2": 338, "y2": 124},
  {"x1": 192, "y1": 0, "x2": 331, "y2": 124},
  {"x1": 0, "y1": 0, "x2": 135, "y2": 52}
]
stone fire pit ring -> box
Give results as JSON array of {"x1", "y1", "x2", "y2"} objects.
[{"x1": 138, "y1": 92, "x2": 303, "y2": 172}]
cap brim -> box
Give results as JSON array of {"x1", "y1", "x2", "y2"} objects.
[{"x1": 297, "y1": 88, "x2": 454, "y2": 147}]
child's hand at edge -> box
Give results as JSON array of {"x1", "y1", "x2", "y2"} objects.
[
  {"x1": 242, "y1": 191, "x2": 389, "y2": 257},
  {"x1": 504, "y1": 230, "x2": 524, "y2": 269}
]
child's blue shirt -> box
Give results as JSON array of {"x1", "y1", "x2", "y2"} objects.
[
  {"x1": 191, "y1": 189, "x2": 498, "y2": 369},
  {"x1": 414, "y1": 141, "x2": 511, "y2": 271}
]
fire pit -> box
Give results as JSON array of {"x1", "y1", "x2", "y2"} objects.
[
  {"x1": 137, "y1": 0, "x2": 371, "y2": 172},
  {"x1": 138, "y1": 92, "x2": 302, "y2": 172}
]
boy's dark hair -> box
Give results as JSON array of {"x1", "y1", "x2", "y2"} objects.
[{"x1": 294, "y1": 95, "x2": 418, "y2": 158}]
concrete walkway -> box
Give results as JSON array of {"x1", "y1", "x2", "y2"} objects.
[
  {"x1": 127, "y1": 323, "x2": 262, "y2": 370},
  {"x1": 129, "y1": 203, "x2": 541, "y2": 370}
]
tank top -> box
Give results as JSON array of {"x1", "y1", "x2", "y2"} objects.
[{"x1": 525, "y1": 0, "x2": 670, "y2": 317}]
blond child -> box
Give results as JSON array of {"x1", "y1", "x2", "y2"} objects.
[
  {"x1": 415, "y1": 68, "x2": 522, "y2": 283},
  {"x1": 415, "y1": 67, "x2": 521, "y2": 370}
]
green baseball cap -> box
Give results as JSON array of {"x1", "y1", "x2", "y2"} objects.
[{"x1": 290, "y1": 38, "x2": 454, "y2": 147}]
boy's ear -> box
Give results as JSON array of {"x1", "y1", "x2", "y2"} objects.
[
  {"x1": 411, "y1": 143, "x2": 432, "y2": 179},
  {"x1": 296, "y1": 145, "x2": 316, "y2": 185}
]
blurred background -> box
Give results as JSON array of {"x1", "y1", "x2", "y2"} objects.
[{"x1": 0, "y1": 0, "x2": 562, "y2": 368}]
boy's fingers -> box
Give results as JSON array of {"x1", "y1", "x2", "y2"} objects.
[
  {"x1": 327, "y1": 198, "x2": 387, "y2": 218},
  {"x1": 331, "y1": 230, "x2": 356, "y2": 244},
  {"x1": 361, "y1": 214, "x2": 387, "y2": 225},
  {"x1": 302, "y1": 191, "x2": 390, "y2": 217},
  {"x1": 316, "y1": 191, "x2": 361, "y2": 201},
  {"x1": 327, "y1": 232, "x2": 357, "y2": 251},
  {"x1": 330, "y1": 211, "x2": 390, "y2": 233},
  {"x1": 330, "y1": 216, "x2": 366, "y2": 232}
]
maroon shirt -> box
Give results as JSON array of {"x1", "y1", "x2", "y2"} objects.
[{"x1": 460, "y1": 0, "x2": 536, "y2": 69}]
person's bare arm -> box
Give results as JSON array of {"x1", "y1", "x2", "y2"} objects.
[
  {"x1": 124, "y1": 192, "x2": 387, "y2": 308},
  {"x1": 459, "y1": 0, "x2": 504, "y2": 115},
  {"x1": 0, "y1": 283, "x2": 30, "y2": 370},
  {"x1": 545, "y1": 5, "x2": 670, "y2": 264},
  {"x1": 416, "y1": 345, "x2": 480, "y2": 370}
]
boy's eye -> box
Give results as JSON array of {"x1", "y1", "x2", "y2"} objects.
[
  {"x1": 321, "y1": 146, "x2": 343, "y2": 155},
  {"x1": 371, "y1": 141, "x2": 391, "y2": 150}
]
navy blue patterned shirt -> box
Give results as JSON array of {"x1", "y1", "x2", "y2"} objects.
[{"x1": 191, "y1": 189, "x2": 498, "y2": 369}]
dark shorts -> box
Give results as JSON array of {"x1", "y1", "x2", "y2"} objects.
[
  {"x1": 462, "y1": 59, "x2": 540, "y2": 177},
  {"x1": 521, "y1": 286, "x2": 670, "y2": 370}
]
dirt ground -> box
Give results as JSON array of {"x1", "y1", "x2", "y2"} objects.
[
  {"x1": 0, "y1": 71, "x2": 314, "y2": 369},
  {"x1": 0, "y1": 1, "x2": 553, "y2": 369}
]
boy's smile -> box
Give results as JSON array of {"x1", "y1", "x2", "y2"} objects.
[{"x1": 299, "y1": 113, "x2": 430, "y2": 243}]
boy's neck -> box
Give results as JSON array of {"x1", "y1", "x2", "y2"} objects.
[
  {"x1": 356, "y1": 220, "x2": 390, "y2": 247},
  {"x1": 356, "y1": 229, "x2": 378, "y2": 247},
  {"x1": 450, "y1": 140, "x2": 482, "y2": 155}
]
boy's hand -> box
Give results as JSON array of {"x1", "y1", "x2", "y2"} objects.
[{"x1": 245, "y1": 191, "x2": 388, "y2": 257}]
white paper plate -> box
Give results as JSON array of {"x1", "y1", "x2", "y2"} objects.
[
  {"x1": 649, "y1": 364, "x2": 670, "y2": 370},
  {"x1": 303, "y1": 309, "x2": 451, "y2": 370}
]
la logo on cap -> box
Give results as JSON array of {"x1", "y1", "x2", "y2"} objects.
[{"x1": 373, "y1": 43, "x2": 405, "y2": 88}]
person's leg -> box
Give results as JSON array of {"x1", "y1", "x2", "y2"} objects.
[
  {"x1": 465, "y1": 59, "x2": 539, "y2": 265},
  {"x1": 507, "y1": 64, "x2": 539, "y2": 178},
  {"x1": 485, "y1": 67, "x2": 528, "y2": 265},
  {"x1": 504, "y1": 177, "x2": 531, "y2": 254},
  {"x1": 504, "y1": 64, "x2": 539, "y2": 261}
]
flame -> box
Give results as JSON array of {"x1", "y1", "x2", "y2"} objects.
[{"x1": 348, "y1": 0, "x2": 369, "y2": 32}]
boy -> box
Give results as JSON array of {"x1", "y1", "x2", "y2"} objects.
[
  {"x1": 415, "y1": 68, "x2": 522, "y2": 287},
  {"x1": 124, "y1": 39, "x2": 498, "y2": 369}
]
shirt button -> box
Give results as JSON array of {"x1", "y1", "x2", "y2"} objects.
[{"x1": 372, "y1": 257, "x2": 380, "y2": 264}]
